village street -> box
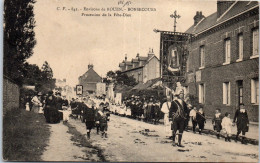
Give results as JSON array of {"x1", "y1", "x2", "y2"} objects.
[{"x1": 41, "y1": 114, "x2": 259, "y2": 162}]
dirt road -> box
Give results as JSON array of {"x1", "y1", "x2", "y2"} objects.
[
  {"x1": 41, "y1": 122, "x2": 103, "y2": 161},
  {"x1": 70, "y1": 114, "x2": 259, "y2": 162},
  {"x1": 41, "y1": 114, "x2": 258, "y2": 162}
]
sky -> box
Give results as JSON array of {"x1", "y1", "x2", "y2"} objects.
[{"x1": 27, "y1": 0, "x2": 217, "y2": 86}]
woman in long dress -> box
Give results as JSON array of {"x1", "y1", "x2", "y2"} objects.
[{"x1": 31, "y1": 93, "x2": 42, "y2": 113}]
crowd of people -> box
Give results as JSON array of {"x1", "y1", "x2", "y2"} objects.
[
  {"x1": 112, "y1": 89, "x2": 250, "y2": 146},
  {"x1": 24, "y1": 89, "x2": 250, "y2": 146},
  {"x1": 25, "y1": 91, "x2": 69, "y2": 123}
]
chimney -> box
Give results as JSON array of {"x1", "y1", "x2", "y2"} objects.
[
  {"x1": 217, "y1": 1, "x2": 235, "y2": 18},
  {"x1": 125, "y1": 54, "x2": 127, "y2": 61},
  {"x1": 148, "y1": 48, "x2": 155, "y2": 59},
  {"x1": 136, "y1": 53, "x2": 140, "y2": 58},
  {"x1": 193, "y1": 11, "x2": 205, "y2": 26},
  {"x1": 88, "y1": 64, "x2": 93, "y2": 69}
]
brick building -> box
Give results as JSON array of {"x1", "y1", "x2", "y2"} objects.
[
  {"x1": 185, "y1": 1, "x2": 259, "y2": 121},
  {"x1": 119, "y1": 49, "x2": 160, "y2": 83},
  {"x1": 78, "y1": 64, "x2": 102, "y2": 95}
]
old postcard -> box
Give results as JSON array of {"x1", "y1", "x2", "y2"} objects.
[{"x1": 3, "y1": 0, "x2": 259, "y2": 162}]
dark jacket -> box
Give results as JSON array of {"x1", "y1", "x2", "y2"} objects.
[
  {"x1": 233, "y1": 109, "x2": 249, "y2": 132},
  {"x1": 169, "y1": 99, "x2": 189, "y2": 121},
  {"x1": 196, "y1": 112, "x2": 206, "y2": 124},
  {"x1": 56, "y1": 97, "x2": 63, "y2": 110},
  {"x1": 83, "y1": 105, "x2": 95, "y2": 122}
]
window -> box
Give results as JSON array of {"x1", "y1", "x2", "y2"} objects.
[
  {"x1": 237, "y1": 34, "x2": 243, "y2": 60},
  {"x1": 223, "y1": 82, "x2": 230, "y2": 105},
  {"x1": 252, "y1": 28, "x2": 259, "y2": 57},
  {"x1": 200, "y1": 46, "x2": 205, "y2": 68},
  {"x1": 237, "y1": 80, "x2": 243, "y2": 105},
  {"x1": 251, "y1": 78, "x2": 259, "y2": 104},
  {"x1": 199, "y1": 84, "x2": 205, "y2": 104},
  {"x1": 224, "y1": 39, "x2": 231, "y2": 64}
]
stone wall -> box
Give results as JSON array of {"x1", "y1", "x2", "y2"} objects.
[{"x1": 3, "y1": 76, "x2": 20, "y2": 114}]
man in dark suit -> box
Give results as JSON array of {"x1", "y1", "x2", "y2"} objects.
[{"x1": 169, "y1": 89, "x2": 189, "y2": 147}]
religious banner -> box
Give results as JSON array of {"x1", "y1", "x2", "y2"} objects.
[
  {"x1": 76, "y1": 85, "x2": 83, "y2": 95},
  {"x1": 155, "y1": 29, "x2": 191, "y2": 89}
]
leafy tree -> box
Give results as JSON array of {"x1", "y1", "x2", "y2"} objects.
[
  {"x1": 106, "y1": 71, "x2": 116, "y2": 79},
  {"x1": 4, "y1": 0, "x2": 36, "y2": 84},
  {"x1": 106, "y1": 70, "x2": 137, "y2": 86},
  {"x1": 41, "y1": 61, "x2": 53, "y2": 80}
]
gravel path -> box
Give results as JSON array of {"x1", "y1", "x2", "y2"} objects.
[
  {"x1": 41, "y1": 122, "x2": 101, "y2": 161},
  {"x1": 70, "y1": 114, "x2": 259, "y2": 162}
]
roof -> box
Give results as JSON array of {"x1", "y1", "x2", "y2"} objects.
[
  {"x1": 132, "y1": 58, "x2": 139, "y2": 63},
  {"x1": 142, "y1": 55, "x2": 159, "y2": 67},
  {"x1": 132, "y1": 78, "x2": 161, "y2": 90},
  {"x1": 79, "y1": 68, "x2": 102, "y2": 83},
  {"x1": 138, "y1": 56, "x2": 148, "y2": 61},
  {"x1": 119, "y1": 63, "x2": 125, "y2": 67},
  {"x1": 121, "y1": 65, "x2": 143, "y2": 73},
  {"x1": 125, "y1": 61, "x2": 133, "y2": 66},
  {"x1": 185, "y1": 1, "x2": 259, "y2": 35}
]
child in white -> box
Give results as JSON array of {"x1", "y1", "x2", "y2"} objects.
[{"x1": 221, "y1": 112, "x2": 232, "y2": 142}]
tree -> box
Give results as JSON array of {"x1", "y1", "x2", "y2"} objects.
[
  {"x1": 41, "y1": 61, "x2": 53, "y2": 80},
  {"x1": 105, "y1": 70, "x2": 137, "y2": 86},
  {"x1": 21, "y1": 62, "x2": 55, "y2": 94},
  {"x1": 4, "y1": 0, "x2": 36, "y2": 84},
  {"x1": 106, "y1": 71, "x2": 116, "y2": 79}
]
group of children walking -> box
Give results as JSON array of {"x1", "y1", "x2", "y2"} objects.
[
  {"x1": 189, "y1": 104, "x2": 249, "y2": 144},
  {"x1": 82, "y1": 98, "x2": 110, "y2": 139}
]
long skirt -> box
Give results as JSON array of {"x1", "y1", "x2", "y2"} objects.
[
  {"x1": 48, "y1": 108, "x2": 60, "y2": 123},
  {"x1": 164, "y1": 113, "x2": 171, "y2": 136},
  {"x1": 39, "y1": 106, "x2": 44, "y2": 114},
  {"x1": 63, "y1": 110, "x2": 71, "y2": 121},
  {"x1": 25, "y1": 103, "x2": 30, "y2": 111},
  {"x1": 32, "y1": 105, "x2": 39, "y2": 113}
]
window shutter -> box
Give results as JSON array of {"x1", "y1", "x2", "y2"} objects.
[
  {"x1": 251, "y1": 79, "x2": 256, "y2": 103},
  {"x1": 199, "y1": 84, "x2": 201, "y2": 103},
  {"x1": 228, "y1": 82, "x2": 231, "y2": 105},
  {"x1": 199, "y1": 47, "x2": 201, "y2": 67},
  {"x1": 227, "y1": 40, "x2": 231, "y2": 62},
  {"x1": 239, "y1": 35, "x2": 243, "y2": 59},
  {"x1": 223, "y1": 83, "x2": 227, "y2": 104},
  {"x1": 202, "y1": 84, "x2": 205, "y2": 103},
  {"x1": 256, "y1": 80, "x2": 259, "y2": 104}
]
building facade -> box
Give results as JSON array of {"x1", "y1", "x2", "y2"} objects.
[
  {"x1": 185, "y1": 1, "x2": 259, "y2": 121},
  {"x1": 119, "y1": 49, "x2": 160, "y2": 83},
  {"x1": 78, "y1": 64, "x2": 102, "y2": 95}
]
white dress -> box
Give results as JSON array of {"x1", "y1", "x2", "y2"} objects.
[
  {"x1": 161, "y1": 102, "x2": 171, "y2": 136},
  {"x1": 221, "y1": 117, "x2": 232, "y2": 134},
  {"x1": 25, "y1": 102, "x2": 30, "y2": 111}
]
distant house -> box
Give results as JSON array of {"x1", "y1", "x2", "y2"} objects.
[
  {"x1": 78, "y1": 64, "x2": 102, "y2": 95},
  {"x1": 119, "y1": 49, "x2": 160, "y2": 83}
]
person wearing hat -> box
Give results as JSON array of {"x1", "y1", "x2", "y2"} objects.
[
  {"x1": 233, "y1": 104, "x2": 249, "y2": 144},
  {"x1": 31, "y1": 92, "x2": 42, "y2": 113},
  {"x1": 82, "y1": 99, "x2": 96, "y2": 139},
  {"x1": 45, "y1": 91, "x2": 60, "y2": 123},
  {"x1": 154, "y1": 99, "x2": 162, "y2": 124},
  {"x1": 146, "y1": 96, "x2": 154, "y2": 123},
  {"x1": 55, "y1": 92, "x2": 63, "y2": 121},
  {"x1": 169, "y1": 89, "x2": 189, "y2": 147}
]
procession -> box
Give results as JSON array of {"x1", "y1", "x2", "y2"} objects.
[
  {"x1": 26, "y1": 86, "x2": 251, "y2": 145},
  {"x1": 3, "y1": 0, "x2": 259, "y2": 162}
]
